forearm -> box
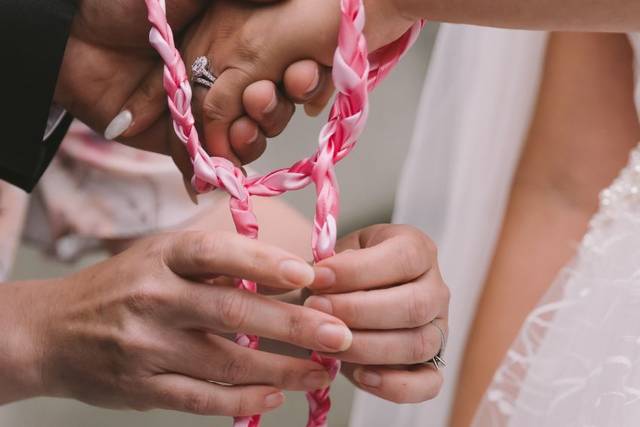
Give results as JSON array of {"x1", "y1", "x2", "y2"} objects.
[
  {"x1": 450, "y1": 33, "x2": 640, "y2": 427},
  {"x1": 392, "y1": 0, "x2": 640, "y2": 32}
]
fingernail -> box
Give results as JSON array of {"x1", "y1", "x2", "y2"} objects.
[
  {"x1": 264, "y1": 391, "x2": 285, "y2": 409},
  {"x1": 303, "y1": 370, "x2": 331, "y2": 390},
  {"x1": 263, "y1": 88, "x2": 278, "y2": 114},
  {"x1": 316, "y1": 323, "x2": 352, "y2": 352},
  {"x1": 304, "y1": 296, "x2": 333, "y2": 315},
  {"x1": 280, "y1": 260, "x2": 315, "y2": 287},
  {"x1": 354, "y1": 368, "x2": 382, "y2": 388},
  {"x1": 247, "y1": 127, "x2": 259, "y2": 145},
  {"x1": 104, "y1": 110, "x2": 133, "y2": 140},
  {"x1": 311, "y1": 267, "x2": 336, "y2": 290},
  {"x1": 304, "y1": 68, "x2": 320, "y2": 97}
]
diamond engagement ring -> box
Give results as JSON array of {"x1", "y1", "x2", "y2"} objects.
[{"x1": 191, "y1": 56, "x2": 216, "y2": 88}]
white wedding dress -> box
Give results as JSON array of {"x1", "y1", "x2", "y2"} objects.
[{"x1": 350, "y1": 28, "x2": 640, "y2": 427}]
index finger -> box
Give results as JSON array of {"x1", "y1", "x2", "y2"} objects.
[
  {"x1": 163, "y1": 231, "x2": 315, "y2": 290},
  {"x1": 311, "y1": 228, "x2": 436, "y2": 294}
]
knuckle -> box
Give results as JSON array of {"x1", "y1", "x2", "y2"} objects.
[
  {"x1": 182, "y1": 392, "x2": 215, "y2": 415},
  {"x1": 285, "y1": 309, "x2": 305, "y2": 344},
  {"x1": 203, "y1": 98, "x2": 229, "y2": 123},
  {"x1": 407, "y1": 286, "x2": 431, "y2": 327},
  {"x1": 343, "y1": 292, "x2": 365, "y2": 324},
  {"x1": 217, "y1": 291, "x2": 250, "y2": 331},
  {"x1": 179, "y1": 231, "x2": 226, "y2": 273},
  {"x1": 410, "y1": 327, "x2": 437, "y2": 363},
  {"x1": 231, "y1": 391, "x2": 252, "y2": 416},
  {"x1": 397, "y1": 242, "x2": 425, "y2": 280},
  {"x1": 440, "y1": 282, "x2": 451, "y2": 308},
  {"x1": 125, "y1": 282, "x2": 165, "y2": 318},
  {"x1": 220, "y1": 358, "x2": 251, "y2": 383}
]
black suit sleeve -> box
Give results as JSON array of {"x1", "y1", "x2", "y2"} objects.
[{"x1": 0, "y1": 0, "x2": 77, "y2": 192}]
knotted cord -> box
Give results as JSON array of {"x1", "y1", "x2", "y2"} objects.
[{"x1": 144, "y1": 0, "x2": 423, "y2": 425}]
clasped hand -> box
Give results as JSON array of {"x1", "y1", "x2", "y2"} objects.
[{"x1": 42, "y1": 0, "x2": 446, "y2": 414}]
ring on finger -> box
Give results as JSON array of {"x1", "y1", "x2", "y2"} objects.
[
  {"x1": 420, "y1": 320, "x2": 447, "y2": 370},
  {"x1": 191, "y1": 56, "x2": 217, "y2": 88}
]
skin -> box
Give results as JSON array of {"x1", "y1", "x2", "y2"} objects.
[
  {"x1": 0, "y1": 198, "x2": 448, "y2": 413},
  {"x1": 119, "y1": 0, "x2": 640, "y2": 169},
  {"x1": 393, "y1": 0, "x2": 640, "y2": 31},
  {"x1": 450, "y1": 32, "x2": 640, "y2": 427},
  {"x1": 55, "y1": 0, "x2": 334, "y2": 178},
  {"x1": 0, "y1": 231, "x2": 340, "y2": 413},
  {"x1": 126, "y1": 0, "x2": 413, "y2": 164},
  {"x1": 113, "y1": 198, "x2": 450, "y2": 404}
]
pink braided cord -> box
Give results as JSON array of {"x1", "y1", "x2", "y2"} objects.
[{"x1": 144, "y1": 0, "x2": 423, "y2": 425}]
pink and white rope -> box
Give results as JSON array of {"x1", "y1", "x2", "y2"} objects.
[{"x1": 144, "y1": 0, "x2": 423, "y2": 425}]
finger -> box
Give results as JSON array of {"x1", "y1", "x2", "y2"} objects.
[
  {"x1": 343, "y1": 363, "x2": 444, "y2": 404},
  {"x1": 282, "y1": 60, "x2": 334, "y2": 116},
  {"x1": 305, "y1": 275, "x2": 447, "y2": 329},
  {"x1": 189, "y1": 81, "x2": 244, "y2": 161},
  {"x1": 303, "y1": 78, "x2": 335, "y2": 117},
  {"x1": 311, "y1": 228, "x2": 436, "y2": 293},
  {"x1": 145, "y1": 373, "x2": 284, "y2": 416},
  {"x1": 175, "y1": 283, "x2": 353, "y2": 353},
  {"x1": 229, "y1": 116, "x2": 267, "y2": 164},
  {"x1": 202, "y1": 67, "x2": 254, "y2": 164},
  {"x1": 104, "y1": 65, "x2": 166, "y2": 141},
  {"x1": 322, "y1": 321, "x2": 446, "y2": 365},
  {"x1": 164, "y1": 231, "x2": 315, "y2": 289},
  {"x1": 242, "y1": 80, "x2": 295, "y2": 137},
  {"x1": 282, "y1": 60, "x2": 324, "y2": 103},
  {"x1": 168, "y1": 332, "x2": 331, "y2": 391}
]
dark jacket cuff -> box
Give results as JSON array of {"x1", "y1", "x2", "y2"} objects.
[{"x1": 0, "y1": 0, "x2": 77, "y2": 192}]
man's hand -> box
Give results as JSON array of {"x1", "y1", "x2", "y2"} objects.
[
  {"x1": 306, "y1": 224, "x2": 450, "y2": 403},
  {"x1": 0, "y1": 231, "x2": 354, "y2": 414},
  {"x1": 54, "y1": 0, "x2": 333, "y2": 179}
]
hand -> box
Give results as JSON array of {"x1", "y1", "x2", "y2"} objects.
[
  {"x1": 305, "y1": 224, "x2": 450, "y2": 403},
  {"x1": 176, "y1": 0, "x2": 414, "y2": 163},
  {"x1": 0, "y1": 231, "x2": 354, "y2": 415},
  {"x1": 54, "y1": 0, "x2": 333, "y2": 178}
]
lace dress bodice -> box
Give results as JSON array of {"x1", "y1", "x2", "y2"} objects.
[{"x1": 472, "y1": 33, "x2": 640, "y2": 427}]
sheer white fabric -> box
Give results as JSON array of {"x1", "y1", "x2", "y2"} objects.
[
  {"x1": 349, "y1": 25, "x2": 548, "y2": 427},
  {"x1": 473, "y1": 33, "x2": 640, "y2": 427}
]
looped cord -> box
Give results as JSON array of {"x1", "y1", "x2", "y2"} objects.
[{"x1": 144, "y1": 0, "x2": 423, "y2": 425}]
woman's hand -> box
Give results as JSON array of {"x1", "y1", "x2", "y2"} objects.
[
  {"x1": 305, "y1": 224, "x2": 450, "y2": 403},
  {"x1": 153, "y1": 0, "x2": 413, "y2": 164},
  {"x1": 0, "y1": 231, "x2": 354, "y2": 416}
]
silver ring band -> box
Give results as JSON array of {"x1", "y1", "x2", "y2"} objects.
[
  {"x1": 424, "y1": 321, "x2": 447, "y2": 369},
  {"x1": 193, "y1": 77, "x2": 214, "y2": 89}
]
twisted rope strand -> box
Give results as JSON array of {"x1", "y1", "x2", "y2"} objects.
[{"x1": 144, "y1": 0, "x2": 422, "y2": 425}]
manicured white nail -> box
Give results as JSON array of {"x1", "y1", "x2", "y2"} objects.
[{"x1": 104, "y1": 110, "x2": 133, "y2": 140}]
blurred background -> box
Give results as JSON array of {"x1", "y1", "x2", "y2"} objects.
[{"x1": 2, "y1": 27, "x2": 437, "y2": 427}]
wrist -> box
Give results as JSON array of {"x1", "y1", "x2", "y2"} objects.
[{"x1": 0, "y1": 281, "x2": 50, "y2": 403}]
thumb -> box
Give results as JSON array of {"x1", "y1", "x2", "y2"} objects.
[{"x1": 104, "y1": 65, "x2": 167, "y2": 141}]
